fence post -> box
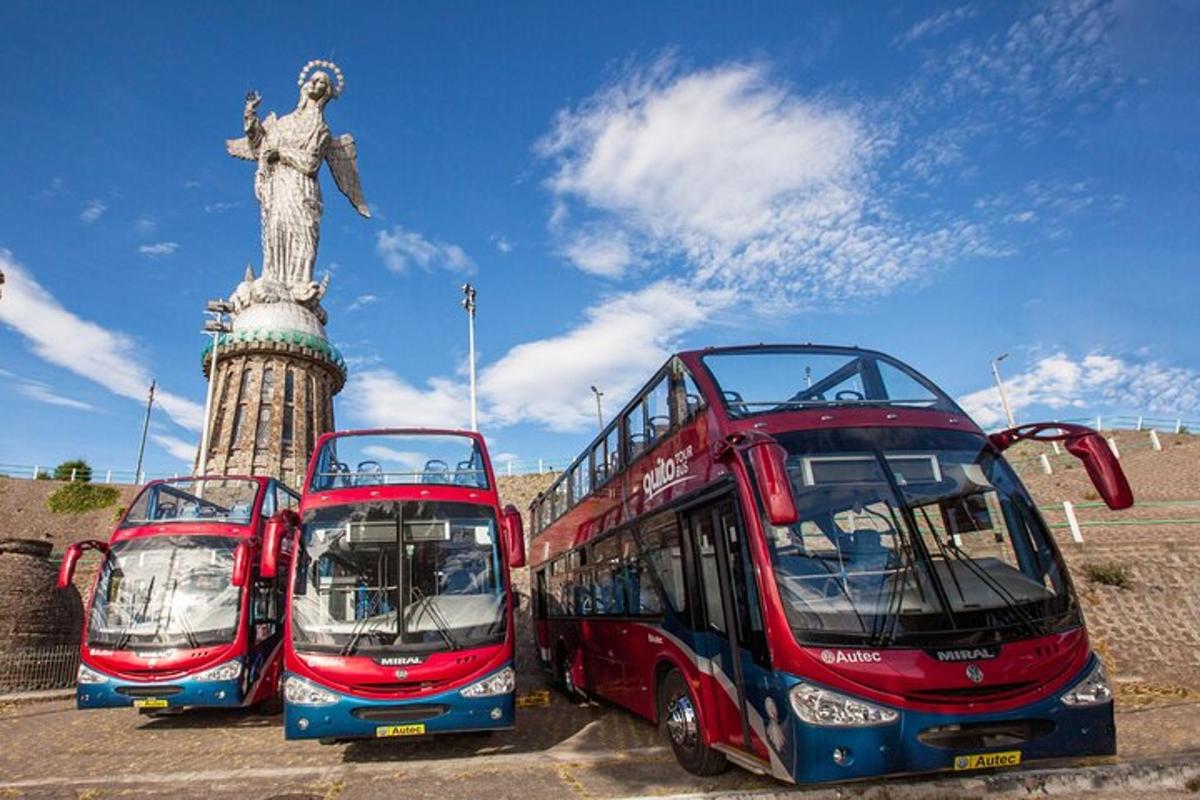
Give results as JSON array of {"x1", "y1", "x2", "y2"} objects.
[
  {"x1": 1051, "y1": 441, "x2": 1061, "y2": 455},
  {"x1": 1177, "y1": 419, "x2": 1184, "y2": 434},
  {"x1": 32, "y1": 465, "x2": 40, "y2": 479},
  {"x1": 69, "y1": 468, "x2": 77, "y2": 482},
  {"x1": 1136, "y1": 415, "x2": 1144, "y2": 431},
  {"x1": 507, "y1": 461, "x2": 513, "y2": 476},
  {"x1": 1107, "y1": 436, "x2": 1120, "y2": 459},
  {"x1": 1095, "y1": 415, "x2": 1102, "y2": 430},
  {"x1": 105, "y1": 469, "x2": 112, "y2": 484},
  {"x1": 538, "y1": 458, "x2": 544, "y2": 473},
  {"x1": 1149, "y1": 430, "x2": 1162, "y2": 451},
  {"x1": 1063, "y1": 501, "x2": 1084, "y2": 544},
  {"x1": 1039, "y1": 454, "x2": 1053, "y2": 474}
]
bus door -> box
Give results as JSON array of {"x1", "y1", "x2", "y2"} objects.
[{"x1": 684, "y1": 496, "x2": 771, "y2": 761}]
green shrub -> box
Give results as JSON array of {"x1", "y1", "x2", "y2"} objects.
[
  {"x1": 47, "y1": 482, "x2": 119, "y2": 514},
  {"x1": 1084, "y1": 561, "x2": 1132, "y2": 590},
  {"x1": 54, "y1": 459, "x2": 92, "y2": 483}
]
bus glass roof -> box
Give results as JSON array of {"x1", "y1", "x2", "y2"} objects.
[{"x1": 310, "y1": 432, "x2": 490, "y2": 492}]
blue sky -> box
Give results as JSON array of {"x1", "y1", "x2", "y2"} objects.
[{"x1": 1, "y1": 0, "x2": 1197, "y2": 477}]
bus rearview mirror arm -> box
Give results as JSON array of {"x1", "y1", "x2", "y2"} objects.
[
  {"x1": 501, "y1": 504, "x2": 526, "y2": 569},
  {"x1": 988, "y1": 422, "x2": 1133, "y2": 510},
  {"x1": 57, "y1": 539, "x2": 108, "y2": 589},
  {"x1": 713, "y1": 432, "x2": 800, "y2": 526},
  {"x1": 261, "y1": 509, "x2": 301, "y2": 579}
]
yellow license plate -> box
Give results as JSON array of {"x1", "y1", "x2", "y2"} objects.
[
  {"x1": 375, "y1": 723, "x2": 426, "y2": 738},
  {"x1": 133, "y1": 698, "x2": 169, "y2": 709},
  {"x1": 953, "y1": 751, "x2": 1021, "y2": 771}
]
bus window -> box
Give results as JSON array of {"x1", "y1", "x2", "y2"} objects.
[
  {"x1": 604, "y1": 425, "x2": 622, "y2": 480},
  {"x1": 689, "y1": 511, "x2": 727, "y2": 634},
  {"x1": 645, "y1": 377, "x2": 671, "y2": 445},
  {"x1": 636, "y1": 511, "x2": 686, "y2": 614},
  {"x1": 625, "y1": 398, "x2": 650, "y2": 461},
  {"x1": 571, "y1": 460, "x2": 591, "y2": 502},
  {"x1": 591, "y1": 535, "x2": 621, "y2": 614},
  {"x1": 620, "y1": 532, "x2": 660, "y2": 615},
  {"x1": 678, "y1": 369, "x2": 705, "y2": 422}
]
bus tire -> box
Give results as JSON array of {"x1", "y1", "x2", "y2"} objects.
[
  {"x1": 556, "y1": 646, "x2": 584, "y2": 702},
  {"x1": 659, "y1": 669, "x2": 727, "y2": 776}
]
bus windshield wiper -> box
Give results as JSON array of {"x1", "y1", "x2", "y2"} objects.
[
  {"x1": 340, "y1": 590, "x2": 388, "y2": 657},
  {"x1": 115, "y1": 575, "x2": 155, "y2": 651},
  {"x1": 409, "y1": 587, "x2": 460, "y2": 651}
]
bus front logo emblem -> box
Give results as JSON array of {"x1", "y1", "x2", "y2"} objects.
[
  {"x1": 395, "y1": 669, "x2": 409, "y2": 680},
  {"x1": 966, "y1": 664, "x2": 984, "y2": 684}
]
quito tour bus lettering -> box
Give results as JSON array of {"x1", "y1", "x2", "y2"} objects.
[{"x1": 642, "y1": 445, "x2": 695, "y2": 500}]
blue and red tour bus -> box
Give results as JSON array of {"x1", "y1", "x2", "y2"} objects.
[
  {"x1": 529, "y1": 344, "x2": 1132, "y2": 784},
  {"x1": 263, "y1": 428, "x2": 526, "y2": 742},
  {"x1": 57, "y1": 475, "x2": 300, "y2": 712}
]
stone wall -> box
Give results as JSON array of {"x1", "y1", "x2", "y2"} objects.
[{"x1": 0, "y1": 539, "x2": 82, "y2": 650}]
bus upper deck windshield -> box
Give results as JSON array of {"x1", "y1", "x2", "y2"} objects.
[
  {"x1": 310, "y1": 432, "x2": 490, "y2": 492},
  {"x1": 121, "y1": 478, "x2": 261, "y2": 527},
  {"x1": 701, "y1": 347, "x2": 959, "y2": 418}
]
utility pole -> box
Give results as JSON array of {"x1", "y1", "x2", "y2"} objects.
[
  {"x1": 590, "y1": 385, "x2": 604, "y2": 431},
  {"x1": 991, "y1": 353, "x2": 1017, "y2": 428},
  {"x1": 461, "y1": 283, "x2": 478, "y2": 432},
  {"x1": 134, "y1": 380, "x2": 156, "y2": 484},
  {"x1": 198, "y1": 300, "x2": 233, "y2": 477}
]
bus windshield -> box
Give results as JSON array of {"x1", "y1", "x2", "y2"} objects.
[
  {"x1": 702, "y1": 348, "x2": 958, "y2": 418},
  {"x1": 87, "y1": 535, "x2": 241, "y2": 650},
  {"x1": 762, "y1": 427, "x2": 1076, "y2": 647},
  {"x1": 121, "y1": 479, "x2": 261, "y2": 527},
  {"x1": 309, "y1": 433, "x2": 489, "y2": 491},
  {"x1": 292, "y1": 501, "x2": 506, "y2": 654}
]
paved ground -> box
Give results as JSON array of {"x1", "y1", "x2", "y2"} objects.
[{"x1": 1, "y1": 673, "x2": 1198, "y2": 800}]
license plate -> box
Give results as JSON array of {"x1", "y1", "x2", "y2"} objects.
[
  {"x1": 953, "y1": 751, "x2": 1021, "y2": 771},
  {"x1": 133, "y1": 698, "x2": 169, "y2": 709},
  {"x1": 375, "y1": 723, "x2": 426, "y2": 738}
]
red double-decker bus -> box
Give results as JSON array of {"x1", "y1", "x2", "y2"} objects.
[
  {"x1": 529, "y1": 344, "x2": 1131, "y2": 784},
  {"x1": 57, "y1": 476, "x2": 299, "y2": 713},
  {"x1": 263, "y1": 429, "x2": 526, "y2": 742}
]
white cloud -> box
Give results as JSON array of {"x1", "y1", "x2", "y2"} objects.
[
  {"x1": 203, "y1": 202, "x2": 239, "y2": 214},
  {"x1": 958, "y1": 351, "x2": 1200, "y2": 428},
  {"x1": 80, "y1": 200, "x2": 107, "y2": 224},
  {"x1": 0, "y1": 250, "x2": 204, "y2": 431},
  {"x1": 152, "y1": 434, "x2": 197, "y2": 464},
  {"x1": 17, "y1": 380, "x2": 97, "y2": 411},
  {"x1": 347, "y1": 294, "x2": 378, "y2": 312},
  {"x1": 359, "y1": 446, "x2": 429, "y2": 469},
  {"x1": 491, "y1": 234, "x2": 514, "y2": 254},
  {"x1": 376, "y1": 226, "x2": 474, "y2": 274},
  {"x1": 894, "y1": 4, "x2": 981, "y2": 48},
  {"x1": 342, "y1": 371, "x2": 472, "y2": 430},
  {"x1": 538, "y1": 58, "x2": 999, "y2": 312},
  {"x1": 139, "y1": 242, "x2": 179, "y2": 257},
  {"x1": 134, "y1": 216, "x2": 156, "y2": 235}
]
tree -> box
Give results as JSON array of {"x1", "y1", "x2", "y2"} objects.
[{"x1": 54, "y1": 459, "x2": 92, "y2": 483}]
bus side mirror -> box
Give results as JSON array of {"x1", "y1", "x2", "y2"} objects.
[
  {"x1": 746, "y1": 441, "x2": 799, "y2": 526},
  {"x1": 989, "y1": 422, "x2": 1133, "y2": 511},
  {"x1": 501, "y1": 505, "x2": 526, "y2": 569},
  {"x1": 261, "y1": 510, "x2": 299, "y2": 579},
  {"x1": 231, "y1": 542, "x2": 250, "y2": 587},
  {"x1": 57, "y1": 540, "x2": 108, "y2": 589}
]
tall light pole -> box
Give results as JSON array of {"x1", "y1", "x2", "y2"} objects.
[
  {"x1": 134, "y1": 380, "x2": 156, "y2": 485},
  {"x1": 991, "y1": 352, "x2": 1017, "y2": 428},
  {"x1": 590, "y1": 385, "x2": 604, "y2": 431},
  {"x1": 461, "y1": 284, "x2": 478, "y2": 432},
  {"x1": 198, "y1": 300, "x2": 233, "y2": 477}
]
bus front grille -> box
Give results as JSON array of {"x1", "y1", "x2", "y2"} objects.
[
  {"x1": 909, "y1": 682, "x2": 1037, "y2": 701},
  {"x1": 115, "y1": 686, "x2": 184, "y2": 697},
  {"x1": 350, "y1": 704, "x2": 449, "y2": 722},
  {"x1": 918, "y1": 719, "x2": 1055, "y2": 749}
]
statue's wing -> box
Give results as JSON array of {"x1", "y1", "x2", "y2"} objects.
[
  {"x1": 226, "y1": 136, "x2": 255, "y2": 160},
  {"x1": 327, "y1": 134, "x2": 371, "y2": 218}
]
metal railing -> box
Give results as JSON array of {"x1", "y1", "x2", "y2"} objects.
[{"x1": 0, "y1": 645, "x2": 79, "y2": 693}]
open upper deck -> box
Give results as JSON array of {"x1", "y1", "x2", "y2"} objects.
[
  {"x1": 305, "y1": 429, "x2": 494, "y2": 493},
  {"x1": 529, "y1": 344, "x2": 965, "y2": 539}
]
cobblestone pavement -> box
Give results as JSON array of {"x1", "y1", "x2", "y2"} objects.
[{"x1": 1, "y1": 674, "x2": 1197, "y2": 800}]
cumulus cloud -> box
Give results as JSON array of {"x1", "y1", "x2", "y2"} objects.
[
  {"x1": 152, "y1": 434, "x2": 198, "y2": 464},
  {"x1": 538, "y1": 58, "x2": 999, "y2": 311},
  {"x1": 139, "y1": 242, "x2": 179, "y2": 257},
  {"x1": 0, "y1": 250, "x2": 203, "y2": 431},
  {"x1": 17, "y1": 380, "x2": 97, "y2": 411},
  {"x1": 958, "y1": 352, "x2": 1200, "y2": 428},
  {"x1": 376, "y1": 226, "x2": 474, "y2": 274},
  {"x1": 342, "y1": 371, "x2": 473, "y2": 430},
  {"x1": 80, "y1": 200, "x2": 107, "y2": 224}
]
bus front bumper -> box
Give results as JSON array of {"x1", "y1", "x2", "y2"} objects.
[
  {"x1": 76, "y1": 669, "x2": 244, "y2": 710},
  {"x1": 779, "y1": 661, "x2": 1116, "y2": 784},
  {"x1": 283, "y1": 670, "x2": 516, "y2": 741}
]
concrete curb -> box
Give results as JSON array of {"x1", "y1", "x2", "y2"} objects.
[{"x1": 0, "y1": 688, "x2": 73, "y2": 705}]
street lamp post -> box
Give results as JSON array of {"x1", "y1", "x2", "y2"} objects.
[
  {"x1": 198, "y1": 300, "x2": 233, "y2": 477},
  {"x1": 991, "y1": 352, "x2": 1017, "y2": 428},
  {"x1": 590, "y1": 385, "x2": 604, "y2": 431},
  {"x1": 461, "y1": 284, "x2": 478, "y2": 432},
  {"x1": 133, "y1": 380, "x2": 156, "y2": 485}
]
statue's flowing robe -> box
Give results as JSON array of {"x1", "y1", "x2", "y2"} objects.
[{"x1": 254, "y1": 110, "x2": 330, "y2": 287}]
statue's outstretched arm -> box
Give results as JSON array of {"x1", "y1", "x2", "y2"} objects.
[
  {"x1": 226, "y1": 91, "x2": 264, "y2": 160},
  {"x1": 327, "y1": 133, "x2": 371, "y2": 218}
]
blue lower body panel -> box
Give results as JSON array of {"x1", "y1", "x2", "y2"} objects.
[
  {"x1": 76, "y1": 671, "x2": 244, "y2": 710},
  {"x1": 778, "y1": 660, "x2": 1116, "y2": 784},
  {"x1": 283, "y1": 671, "x2": 516, "y2": 741}
]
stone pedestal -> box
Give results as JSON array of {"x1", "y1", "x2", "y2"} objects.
[{"x1": 197, "y1": 301, "x2": 345, "y2": 490}]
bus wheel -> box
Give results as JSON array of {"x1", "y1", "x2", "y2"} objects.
[
  {"x1": 556, "y1": 647, "x2": 584, "y2": 702},
  {"x1": 659, "y1": 669, "x2": 727, "y2": 776}
]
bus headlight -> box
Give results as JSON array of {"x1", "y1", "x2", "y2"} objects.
[
  {"x1": 789, "y1": 681, "x2": 898, "y2": 727},
  {"x1": 1060, "y1": 660, "x2": 1113, "y2": 707},
  {"x1": 77, "y1": 664, "x2": 109, "y2": 684},
  {"x1": 460, "y1": 667, "x2": 515, "y2": 698},
  {"x1": 283, "y1": 675, "x2": 339, "y2": 706},
  {"x1": 194, "y1": 660, "x2": 243, "y2": 682}
]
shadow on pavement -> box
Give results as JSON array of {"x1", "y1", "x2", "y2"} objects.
[{"x1": 138, "y1": 706, "x2": 282, "y2": 730}]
